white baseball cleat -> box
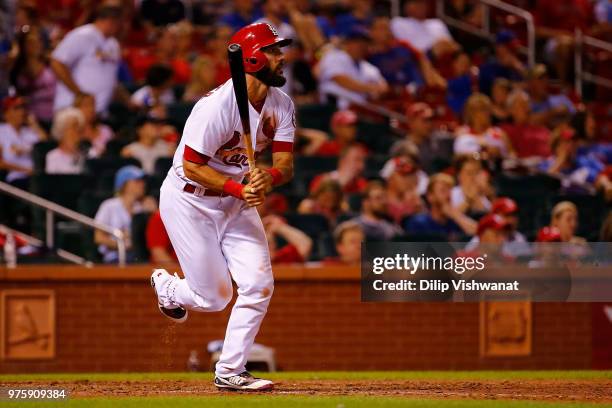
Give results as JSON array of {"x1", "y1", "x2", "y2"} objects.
[
  {"x1": 150, "y1": 269, "x2": 188, "y2": 323},
  {"x1": 214, "y1": 371, "x2": 274, "y2": 391}
]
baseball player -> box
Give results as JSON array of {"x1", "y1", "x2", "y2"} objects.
[{"x1": 150, "y1": 23, "x2": 295, "y2": 391}]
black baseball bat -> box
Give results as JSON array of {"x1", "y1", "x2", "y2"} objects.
[{"x1": 227, "y1": 44, "x2": 256, "y2": 171}]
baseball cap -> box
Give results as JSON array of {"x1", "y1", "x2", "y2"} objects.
[
  {"x1": 344, "y1": 26, "x2": 371, "y2": 42},
  {"x1": 491, "y1": 197, "x2": 518, "y2": 215},
  {"x1": 477, "y1": 214, "x2": 510, "y2": 236},
  {"x1": 331, "y1": 110, "x2": 358, "y2": 127},
  {"x1": 406, "y1": 102, "x2": 434, "y2": 120},
  {"x1": 380, "y1": 157, "x2": 418, "y2": 179},
  {"x1": 536, "y1": 226, "x2": 562, "y2": 242},
  {"x1": 495, "y1": 30, "x2": 520, "y2": 50},
  {"x1": 2, "y1": 96, "x2": 25, "y2": 111},
  {"x1": 114, "y1": 165, "x2": 145, "y2": 192}
]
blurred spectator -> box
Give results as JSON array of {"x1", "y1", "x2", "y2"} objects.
[
  {"x1": 390, "y1": 102, "x2": 453, "y2": 173},
  {"x1": 352, "y1": 180, "x2": 402, "y2": 241},
  {"x1": 220, "y1": 0, "x2": 263, "y2": 32},
  {"x1": 51, "y1": 5, "x2": 121, "y2": 114},
  {"x1": 298, "y1": 178, "x2": 347, "y2": 226},
  {"x1": 121, "y1": 115, "x2": 175, "y2": 174},
  {"x1": 325, "y1": 220, "x2": 364, "y2": 265},
  {"x1": 444, "y1": 0, "x2": 486, "y2": 54},
  {"x1": 478, "y1": 30, "x2": 526, "y2": 97},
  {"x1": 309, "y1": 144, "x2": 367, "y2": 194},
  {"x1": 202, "y1": 25, "x2": 233, "y2": 87},
  {"x1": 446, "y1": 51, "x2": 474, "y2": 115},
  {"x1": 130, "y1": 64, "x2": 176, "y2": 111},
  {"x1": 146, "y1": 210, "x2": 177, "y2": 263},
  {"x1": 539, "y1": 129, "x2": 604, "y2": 189},
  {"x1": 404, "y1": 173, "x2": 477, "y2": 239},
  {"x1": 595, "y1": 0, "x2": 612, "y2": 25},
  {"x1": 9, "y1": 26, "x2": 56, "y2": 124},
  {"x1": 451, "y1": 155, "x2": 492, "y2": 215},
  {"x1": 317, "y1": 28, "x2": 388, "y2": 109},
  {"x1": 596, "y1": 166, "x2": 612, "y2": 202},
  {"x1": 263, "y1": 214, "x2": 313, "y2": 263},
  {"x1": 172, "y1": 21, "x2": 196, "y2": 63},
  {"x1": 0, "y1": 96, "x2": 47, "y2": 183},
  {"x1": 94, "y1": 165, "x2": 154, "y2": 263},
  {"x1": 368, "y1": 16, "x2": 447, "y2": 90},
  {"x1": 379, "y1": 156, "x2": 425, "y2": 224},
  {"x1": 335, "y1": 0, "x2": 374, "y2": 37},
  {"x1": 183, "y1": 56, "x2": 216, "y2": 102},
  {"x1": 572, "y1": 110, "x2": 612, "y2": 165},
  {"x1": 125, "y1": 26, "x2": 191, "y2": 85},
  {"x1": 527, "y1": 64, "x2": 576, "y2": 128},
  {"x1": 537, "y1": 226, "x2": 562, "y2": 243},
  {"x1": 468, "y1": 197, "x2": 530, "y2": 257},
  {"x1": 476, "y1": 213, "x2": 511, "y2": 245},
  {"x1": 534, "y1": 0, "x2": 593, "y2": 82},
  {"x1": 302, "y1": 110, "x2": 358, "y2": 156},
  {"x1": 73, "y1": 94, "x2": 113, "y2": 158},
  {"x1": 550, "y1": 201, "x2": 586, "y2": 244},
  {"x1": 256, "y1": 0, "x2": 297, "y2": 96},
  {"x1": 46, "y1": 107, "x2": 85, "y2": 174},
  {"x1": 454, "y1": 93, "x2": 515, "y2": 160},
  {"x1": 140, "y1": 0, "x2": 185, "y2": 29},
  {"x1": 501, "y1": 90, "x2": 551, "y2": 159},
  {"x1": 490, "y1": 78, "x2": 511, "y2": 125},
  {"x1": 390, "y1": 0, "x2": 459, "y2": 57}
]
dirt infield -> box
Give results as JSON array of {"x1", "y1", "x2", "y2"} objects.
[{"x1": 5, "y1": 379, "x2": 611, "y2": 403}]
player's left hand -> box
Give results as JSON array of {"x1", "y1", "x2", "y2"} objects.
[
  {"x1": 243, "y1": 185, "x2": 265, "y2": 207},
  {"x1": 249, "y1": 168, "x2": 274, "y2": 194}
]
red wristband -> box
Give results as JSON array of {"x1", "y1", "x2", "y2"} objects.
[
  {"x1": 266, "y1": 167, "x2": 283, "y2": 186},
  {"x1": 223, "y1": 179, "x2": 244, "y2": 199}
]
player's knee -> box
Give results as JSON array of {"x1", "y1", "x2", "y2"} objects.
[{"x1": 207, "y1": 293, "x2": 232, "y2": 312}]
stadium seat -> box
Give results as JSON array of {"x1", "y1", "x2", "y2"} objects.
[
  {"x1": 154, "y1": 157, "x2": 173, "y2": 176},
  {"x1": 77, "y1": 191, "x2": 113, "y2": 262},
  {"x1": 356, "y1": 121, "x2": 393, "y2": 154},
  {"x1": 292, "y1": 156, "x2": 337, "y2": 196},
  {"x1": 283, "y1": 213, "x2": 330, "y2": 260},
  {"x1": 364, "y1": 155, "x2": 389, "y2": 179},
  {"x1": 85, "y1": 157, "x2": 142, "y2": 191},
  {"x1": 167, "y1": 102, "x2": 196, "y2": 133},
  {"x1": 31, "y1": 141, "x2": 58, "y2": 173},
  {"x1": 296, "y1": 103, "x2": 336, "y2": 132},
  {"x1": 131, "y1": 212, "x2": 152, "y2": 263}
]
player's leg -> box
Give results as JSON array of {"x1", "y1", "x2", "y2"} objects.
[
  {"x1": 215, "y1": 203, "x2": 274, "y2": 378},
  {"x1": 157, "y1": 181, "x2": 233, "y2": 313}
]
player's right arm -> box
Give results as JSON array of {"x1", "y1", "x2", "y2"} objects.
[{"x1": 182, "y1": 157, "x2": 263, "y2": 207}]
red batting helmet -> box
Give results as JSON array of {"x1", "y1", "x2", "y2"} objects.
[{"x1": 229, "y1": 23, "x2": 292, "y2": 73}]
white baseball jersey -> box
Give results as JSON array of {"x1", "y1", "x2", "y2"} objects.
[
  {"x1": 160, "y1": 78, "x2": 295, "y2": 378},
  {"x1": 171, "y1": 79, "x2": 295, "y2": 186}
]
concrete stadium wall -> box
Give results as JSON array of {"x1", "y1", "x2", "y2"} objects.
[{"x1": 0, "y1": 265, "x2": 604, "y2": 373}]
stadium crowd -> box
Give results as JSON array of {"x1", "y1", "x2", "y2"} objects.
[{"x1": 0, "y1": 0, "x2": 610, "y2": 265}]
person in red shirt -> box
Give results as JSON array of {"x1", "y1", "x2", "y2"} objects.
[
  {"x1": 380, "y1": 156, "x2": 425, "y2": 224},
  {"x1": 501, "y1": 90, "x2": 551, "y2": 160},
  {"x1": 309, "y1": 110, "x2": 358, "y2": 157},
  {"x1": 309, "y1": 144, "x2": 368, "y2": 194},
  {"x1": 146, "y1": 210, "x2": 177, "y2": 263},
  {"x1": 262, "y1": 215, "x2": 313, "y2": 264}
]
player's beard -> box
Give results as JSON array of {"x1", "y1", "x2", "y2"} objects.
[{"x1": 253, "y1": 64, "x2": 286, "y2": 88}]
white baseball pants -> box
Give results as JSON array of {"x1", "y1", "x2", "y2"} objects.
[{"x1": 159, "y1": 173, "x2": 274, "y2": 377}]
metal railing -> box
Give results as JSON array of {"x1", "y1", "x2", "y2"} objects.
[
  {"x1": 0, "y1": 181, "x2": 127, "y2": 266},
  {"x1": 436, "y1": 0, "x2": 536, "y2": 68},
  {"x1": 327, "y1": 90, "x2": 410, "y2": 127},
  {"x1": 574, "y1": 29, "x2": 612, "y2": 98}
]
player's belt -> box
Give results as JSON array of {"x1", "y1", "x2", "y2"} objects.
[{"x1": 183, "y1": 183, "x2": 228, "y2": 197}]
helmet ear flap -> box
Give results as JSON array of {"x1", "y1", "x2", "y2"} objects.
[{"x1": 244, "y1": 49, "x2": 268, "y2": 73}]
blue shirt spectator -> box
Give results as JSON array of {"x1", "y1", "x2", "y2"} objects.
[
  {"x1": 220, "y1": 3, "x2": 263, "y2": 32},
  {"x1": 368, "y1": 44, "x2": 423, "y2": 87},
  {"x1": 478, "y1": 30, "x2": 525, "y2": 95},
  {"x1": 404, "y1": 213, "x2": 463, "y2": 238}
]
